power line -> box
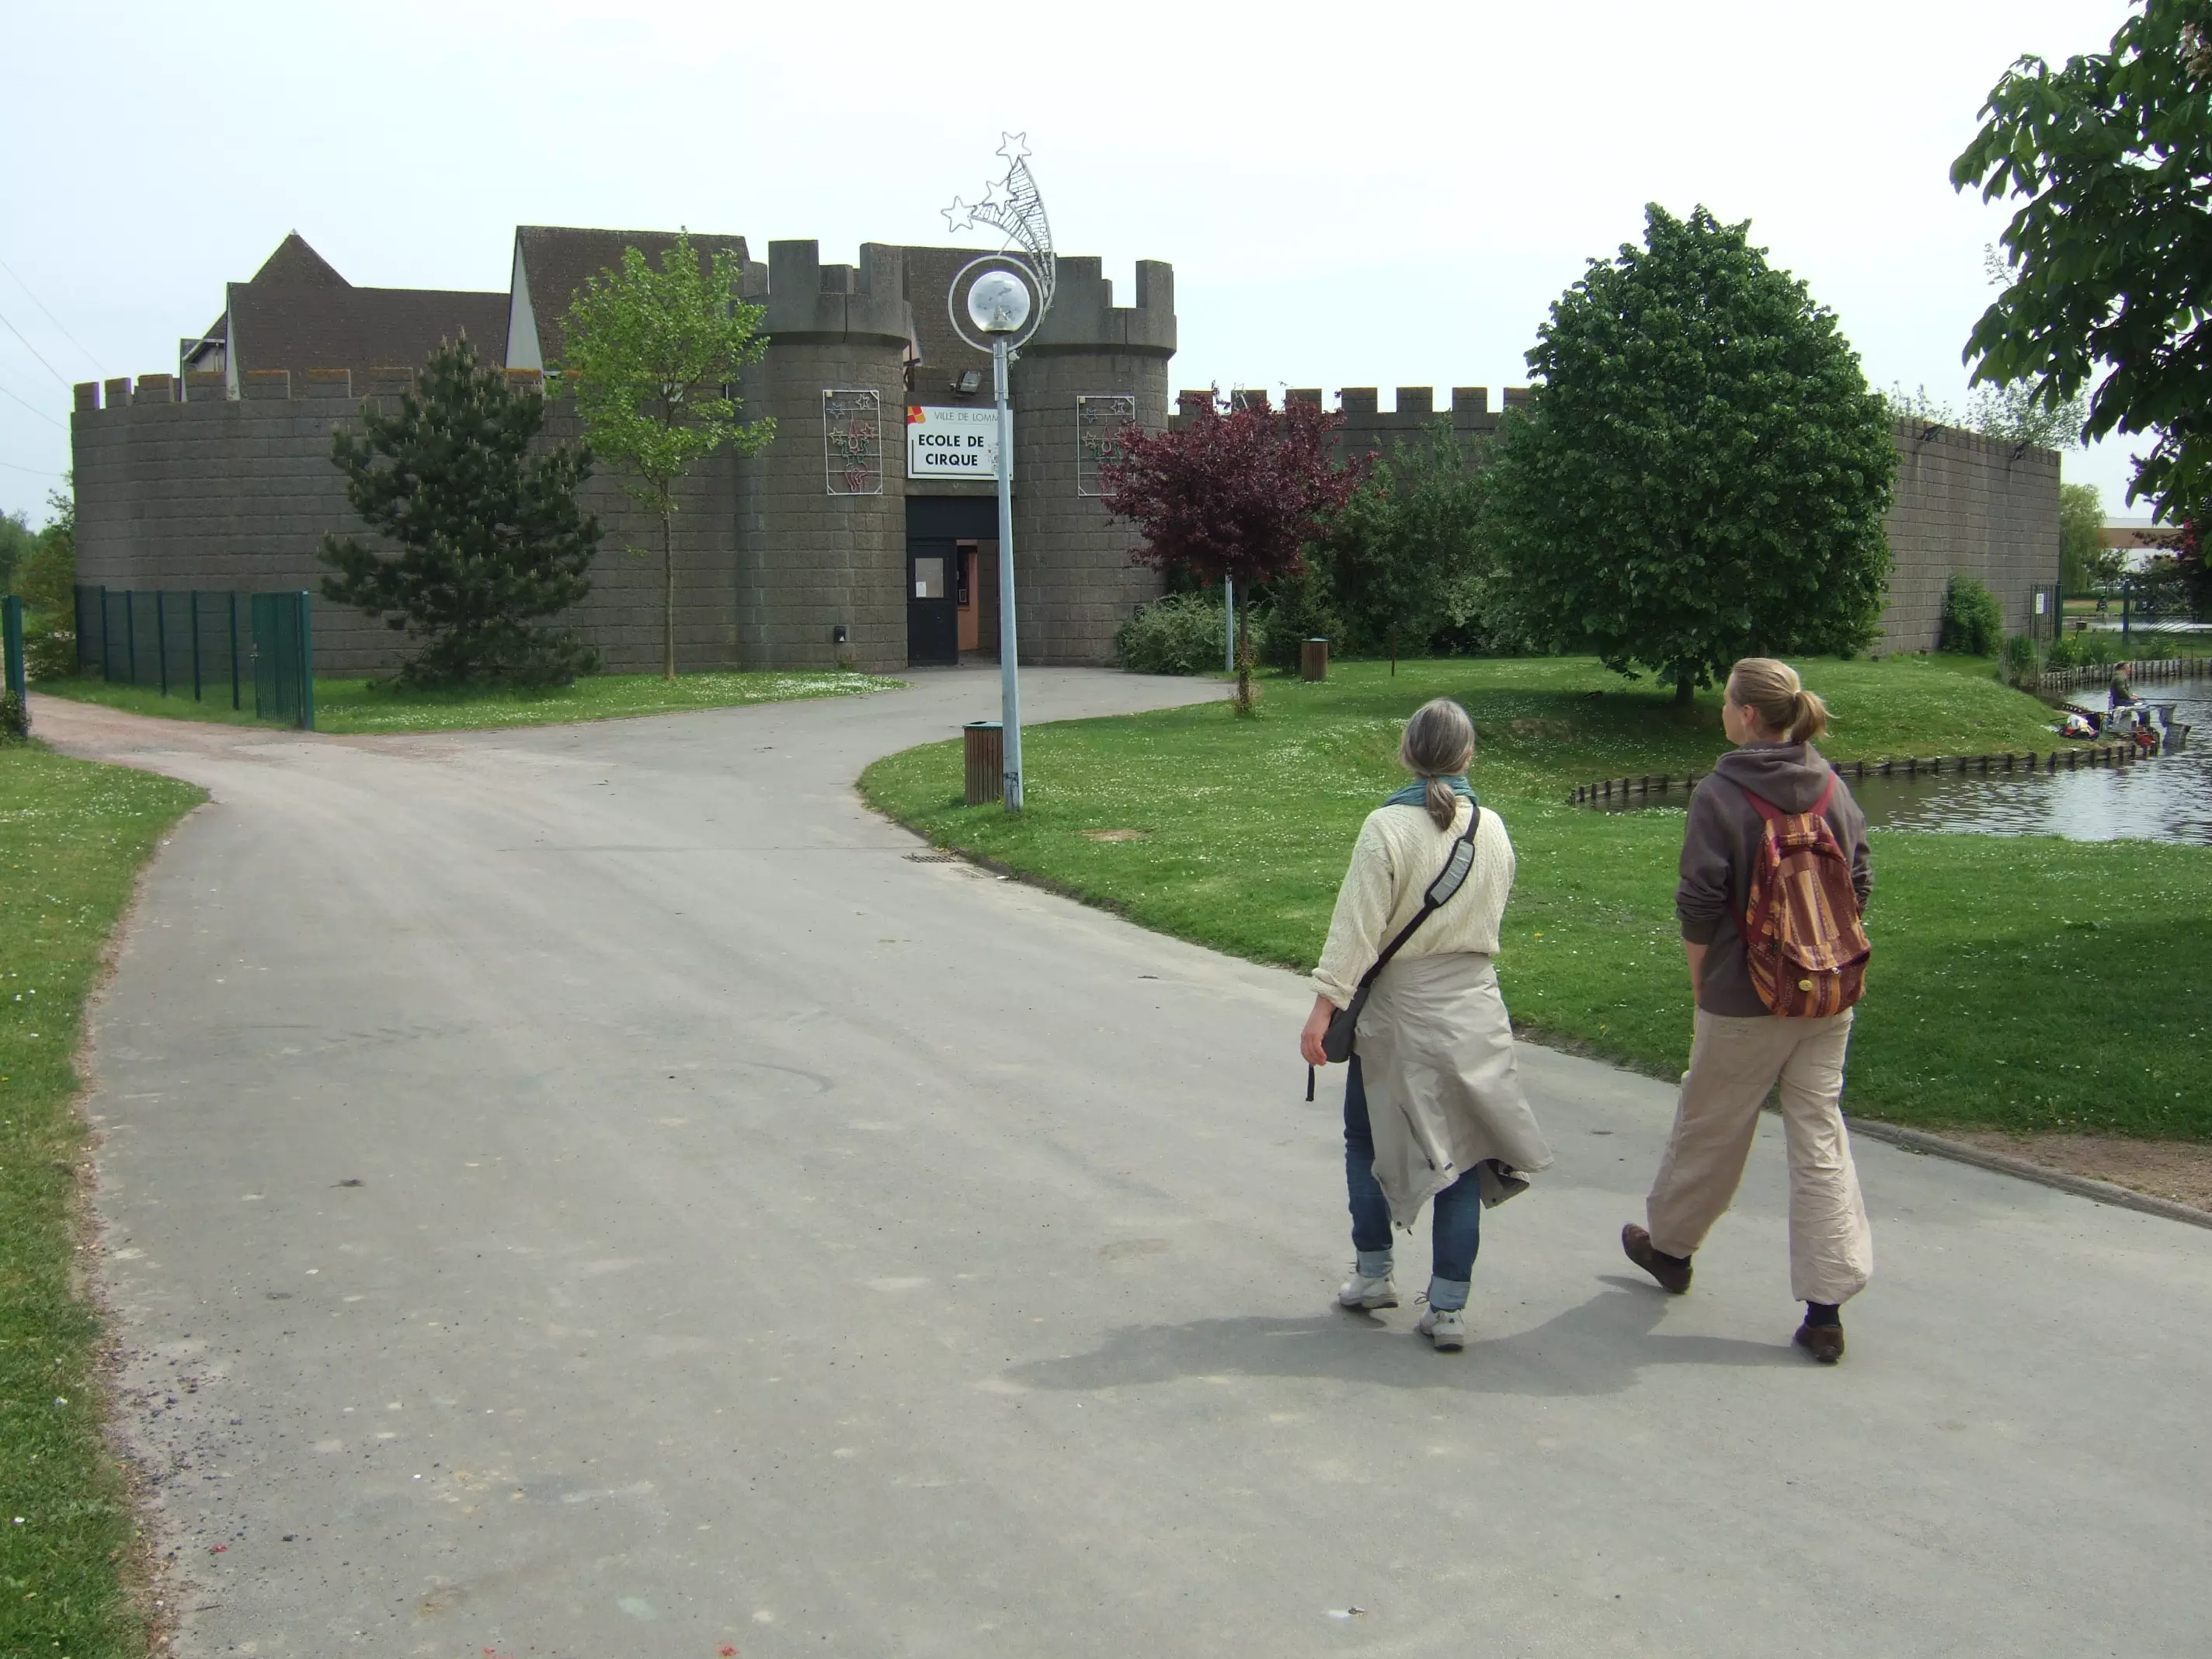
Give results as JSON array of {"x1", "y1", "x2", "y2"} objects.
[
  {"x1": 0, "y1": 457, "x2": 64, "y2": 476},
  {"x1": 0, "y1": 380, "x2": 64, "y2": 429},
  {"x1": 0, "y1": 256, "x2": 101, "y2": 376},
  {"x1": 0, "y1": 305, "x2": 69, "y2": 387}
]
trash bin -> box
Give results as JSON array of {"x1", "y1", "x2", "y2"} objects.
[
  {"x1": 964, "y1": 720, "x2": 1003, "y2": 805},
  {"x1": 1301, "y1": 638, "x2": 1329, "y2": 682}
]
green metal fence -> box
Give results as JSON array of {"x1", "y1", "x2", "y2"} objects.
[
  {"x1": 71, "y1": 586, "x2": 316, "y2": 730},
  {"x1": 2, "y1": 595, "x2": 24, "y2": 704}
]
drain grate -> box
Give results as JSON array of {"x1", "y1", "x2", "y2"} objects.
[{"x1": 904, "y1": 850, "x2": 963, "y2": 864}]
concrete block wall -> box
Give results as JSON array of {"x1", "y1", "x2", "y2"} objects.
[
  {"x1": 71, "y1": 370, "x2": 749, "y2": 676},
  {"x1": 1165, "y1": 395, "x2": 2060, "y2": 657},
  {"x1": 1880, "y1": 419, "x2": 2061, "y2": 652},
  {"x1": 734, "y1": 242, "x2": 912, "y2": 673},
  {"x1": 1011, "y1": 256, "x2": 1176, "y2": 664}
]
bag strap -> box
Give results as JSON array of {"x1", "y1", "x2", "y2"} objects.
[
  {"x1": 1738, "y1": 773, "x2": 1836, "y2": 826},
  {"x1": 1351, "y1": 804, "x2": 1484, "y2": 997},
  {"x1": 1733, "y1": 773, "x2": 1842, "y2": 942}
]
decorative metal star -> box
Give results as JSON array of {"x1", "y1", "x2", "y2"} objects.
[{"x1": 995, "y1": 130, "x2": 1031, "y2": 165}]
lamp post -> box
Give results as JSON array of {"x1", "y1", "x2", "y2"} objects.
[
  {"x1": 944, "y1": 135, "x2": 1058, "y2": 813},
  {"x1": 968, "y1": 270, "x2": 1031, "y2": 810}
]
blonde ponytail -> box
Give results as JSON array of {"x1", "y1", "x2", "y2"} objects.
[{"x1": 1727, "y1": 658, "x2": 1829, "y2": 743}]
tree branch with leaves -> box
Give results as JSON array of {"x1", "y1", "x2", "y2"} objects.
[
  {"x1": 557, "y1": 231, "x2": 775, "y2": 679},
  {"x1": 1953, "y1": 2, "x2": 2212, "y2": 525}
]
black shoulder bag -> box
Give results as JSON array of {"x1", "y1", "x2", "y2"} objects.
[{"x1": 1307, "y1": 805, "x2": 1485, "y2": 1099}]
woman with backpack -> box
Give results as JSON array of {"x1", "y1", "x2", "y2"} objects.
[
  {"x1": 1621, "y1": 658, "x2": 1873, "y2": 1363},
  {"x1": 1299, "y1": 698, "x2": 1553, "y2": 1353}
]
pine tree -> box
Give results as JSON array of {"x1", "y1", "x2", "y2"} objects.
[{"x1": 322, "y1": 339, "x2": 602, "y2": 687}]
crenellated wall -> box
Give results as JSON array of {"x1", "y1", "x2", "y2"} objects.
[
  {"x1": 71, "y1": 369, "x2": 753, "y2": 676},
  {"x1": 1006, "y1": 256, "x2": 1177, "y2": 664},
  {"x1": 735, "y1": 241, "x2": 913, "y2": 672},
  {"x1": 1170, "y1": 390, "x2": 2061, "y2": 656}
]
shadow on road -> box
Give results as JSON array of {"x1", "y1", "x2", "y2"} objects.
[{"x1": 1013, "y1": 1280, "x2": 1800, "y2": 1396}]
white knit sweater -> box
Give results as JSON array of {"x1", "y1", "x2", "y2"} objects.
[{"x1": 1313, "y1": 798, "x2": 1517, "y2": 1008}]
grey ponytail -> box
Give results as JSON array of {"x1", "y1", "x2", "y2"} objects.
[{"x1": 1400, "y1": 698, "x2": 1476, "y2": 829}]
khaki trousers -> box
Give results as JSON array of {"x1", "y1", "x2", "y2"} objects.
[{"x1": 1645, "y1": 1008, "x2": 1873, "y2": 1306}]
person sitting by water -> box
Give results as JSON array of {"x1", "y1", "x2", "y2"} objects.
[{"x1": 2109, "y1": 665, "x2": 2140, "y2": 711}]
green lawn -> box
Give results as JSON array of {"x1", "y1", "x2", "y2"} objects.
[
  {"x1": 37, "y1": 667, "x2": 903, "y2": 735},
  {"x1": 0, "y1": 740, "x2": 203, "y2": 1656},
  {"x1": 861, "y1": 655, "x2": 2212, "y2": 1141}
]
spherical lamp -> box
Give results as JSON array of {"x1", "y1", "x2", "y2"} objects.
[{"x1": 966, "y1": 270, "x2": 1032, "y2": 335}]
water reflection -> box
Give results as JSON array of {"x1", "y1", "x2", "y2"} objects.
[{"x1": 1588, "y1": 688, "x2": 2212, "y2": 846}]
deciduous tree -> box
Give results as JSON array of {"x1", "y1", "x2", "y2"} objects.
[
  {"x1": 1953, "y1": 2, "x2": 2212, "y2": 525},
  {"x1": 1485, "y1": 204, "x2": 1896, "y2": 703},
  {"x1": 1100, "y1": 395, "x2": 1369, "y2": 711},
  {"x1": 322, "y1": 339, "x2": 601, "y2": 688},
  {"x1": 1320, "y1": 421, "x2": 1491, "y2": 673},
  {"x1": 2060, "y1": 481, "x2": 2115, "y2": 594},
  {"x1": 558, "y1": 232, "x2": 775, "y2": 679}
]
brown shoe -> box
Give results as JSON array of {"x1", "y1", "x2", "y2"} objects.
[
  {"x1": 1793, "y1": 1321, "x2": 1846, "y2": 1364},
  {"x1": 1621, "y1": 1224, "x2": 1692, "y2": 1294}
]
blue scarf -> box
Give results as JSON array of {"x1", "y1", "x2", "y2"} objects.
[{"x1": 1385, "y1": 774, "x2": 1476, "y2": 811}]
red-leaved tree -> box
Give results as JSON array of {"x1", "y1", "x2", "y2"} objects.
[{"x1": 1101, "y1": 395, "x2": 1369, "y2": 711}]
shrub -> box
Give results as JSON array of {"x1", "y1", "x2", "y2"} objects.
[
  {"x1": 1115, "y1": 593, "x2": 1234, "y2": 676},
  {"x1": 0, "y1": 688, "x2": 26, "y2": 739},
  {"x1": 1941, "y1": 574, "x2": 2005, "y2": 656},
  {"x1": 22, "y1": 616, "x2": 75, "y2": 682},
  {"x1": 1257, "y1": 559, "x2": 1344, "y2": 670},
  {"x1": 2001, "y1": 632, "x2": 2042, "y2": 686}
]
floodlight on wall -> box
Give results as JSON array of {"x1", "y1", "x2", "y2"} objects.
[{"x1": 953, "y1": 369, "x2": 983, "y2": 395}]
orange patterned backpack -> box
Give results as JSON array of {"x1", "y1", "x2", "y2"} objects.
[{"x1": 1734, "y1": 777, "x2": 1870, "y2": 1018}]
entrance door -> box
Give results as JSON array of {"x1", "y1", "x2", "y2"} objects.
[
  {"x1": 907, "y1": 539, "x2": 960, "y2": 666},
  {"x1": 956, "y1": 544, "x2": 979, "y2": 652}
]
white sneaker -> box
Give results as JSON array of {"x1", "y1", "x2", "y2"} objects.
[
  {"x1": 1337, "y1": 1271, "x2": 1398, "y2": 1310},
  {"x1": 1417, "y1": 1306, "x2": 1467, "y2": 1351}
]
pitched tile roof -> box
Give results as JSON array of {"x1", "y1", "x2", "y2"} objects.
[
  {"x1": 228, "y1": 282, "x2": 509, "y2": 384},
  {"x1": 513, "y1": 226, "x2": 751, "y2": 367},
  {"x1": 196, "y1": 232, "x2": 506, "y2": 384},
  {"x1": 252, "y1": 231, "x2": 352, "y2": 288}
]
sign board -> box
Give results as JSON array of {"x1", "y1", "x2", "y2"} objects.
[{"x1": 907, "y1": 405, "x2": 1008, "y2": 481}]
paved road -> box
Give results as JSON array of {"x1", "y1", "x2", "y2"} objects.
[{"x1": 42, "y1": 671, "x2": 2212, "y2": 1658}]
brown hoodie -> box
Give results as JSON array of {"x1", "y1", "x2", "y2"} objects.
[{"x1": 1675, "y1": 742, "x2": 1873, "y2": 1017}]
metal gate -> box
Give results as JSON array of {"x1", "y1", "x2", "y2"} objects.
[{"x1": 73, "y1": 585, "x2": 316, "y2": 729}]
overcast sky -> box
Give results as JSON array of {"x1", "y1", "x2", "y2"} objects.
[{"x1": 1, "y1": 0, "x2": 2148, "y2": 525}]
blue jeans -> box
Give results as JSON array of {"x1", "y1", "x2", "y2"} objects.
[{"x1": 1344, "y1": 1055, "x2": 1480, "y2": 1310}]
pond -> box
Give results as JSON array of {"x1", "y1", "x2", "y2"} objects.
[{"x1": 1584, "y1": 686, "x2": 2212, "y2": 847}]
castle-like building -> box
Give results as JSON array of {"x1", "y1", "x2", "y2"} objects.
[
  {"x1": 72, "y1": 229, "x2": 2060, "y2": 673},
  {"x1": 78, "y1": 229, "x2": 1177, "y2": 674}
]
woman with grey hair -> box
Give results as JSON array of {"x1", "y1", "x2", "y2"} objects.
[{"x1": 1299, "y1": 697, "x2": 1553, "y2": 1351}]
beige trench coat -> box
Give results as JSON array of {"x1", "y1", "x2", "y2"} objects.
[{"x1": 1355, "y1": 951, "x2": 1555, "y2": 1226}]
